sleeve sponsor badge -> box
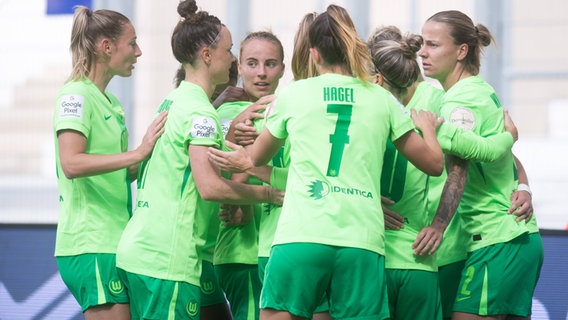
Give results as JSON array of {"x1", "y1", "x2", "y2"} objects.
[
  {"x1": 59, "y1": 94, "x2": 84, "y2": 118},
  {"x1": 220, "y1": 118, "x2": 232, "y2": 138},
  {"x1": 449, "y1": 107, "x2": 476, "y2": 131},
  {"x1": 191, "y1": 116, "x2": 217, "y2": 139}
]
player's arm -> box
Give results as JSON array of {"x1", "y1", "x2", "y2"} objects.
[
  {"x1": 437, "y1": 125, "x2": 513, "y2": 162},
  {"x1": 57, "y1": 111, "x2": 166, "y2": 179},
  {"x1": 394, "y1": 109, "x2": 444, "y2": 176},
  {"x1": 435, "y1": 109, "x2": 517, "y2": 162},
  {"x1": 508, "y1": 154, "x2": 533, "y2": 222},
  {"x1": 382, "y1": 196, "x2": 405, "y2": 230},
  {"x1": 191, "y1": 144, "x2": 283, "y2": 205},
  {"x1": 249, "y1": 128, "x2": 286, "y2": 167},
  {"x1": 412, "y1": 154, "x2": 469, "y2": 255},
  {"x1": 218, "y1": 172, "x2": 254, "y2": 227},
  {"x1": 225, "y1": 95, "x2": 274, "y2": 145}
]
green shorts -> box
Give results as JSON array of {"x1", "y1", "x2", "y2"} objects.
[
  {"x1": 201, "y1": 260, "x2": 228, "y2": 307},
  {"x1": 438, "y1": 259, "x2": 466, "y2": 319},
  {"x1": 117, "y1": 268, "x2": 200, "y2": 319},
  {"x1": 56, "y1": 253, "x2": 128, "y2": 311},
  {"x1": 261, "y1": 243, "x2": 389, "y2": 319},
  {"x1": 386, "y1": 269, "x2": 442, "y2": 320},
  {"x1": 528, "y1": 231, "x2": 544, "y2": 286},
  {"x1": 259, "y1": 256, "x2": 329, "y2": 314},
  {"x1": 453, "y1": 232, "x2": 543, "y2": 317},
  {"x1": 216, "y1": 263, "x2": 262, "y2": 320}
]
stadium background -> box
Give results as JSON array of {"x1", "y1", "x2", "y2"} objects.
[{"x1": 0, "y1": 0, "x2": 566, "y2": 318}]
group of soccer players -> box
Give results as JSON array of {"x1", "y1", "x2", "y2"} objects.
[{"x1": 53, "y1": 1, "x2": 542, "y2": 319}]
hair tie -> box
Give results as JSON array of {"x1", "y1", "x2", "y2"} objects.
[{"x1": 474, "y1": 26, "x2": 479, "y2": 34}]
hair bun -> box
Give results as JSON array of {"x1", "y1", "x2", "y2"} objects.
[
  {"x1": 475, "y1": 24, "x2": 493, "y2": 47},
  {"x1": 177, "y1": 0, "x2": 198, "y2": 20},
  {"x1": 404, "y1": 34, "x2": 423, "y2": 54}
]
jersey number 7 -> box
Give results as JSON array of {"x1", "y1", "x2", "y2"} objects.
[{"x1": 326, "y1": 104, "x2": 352, "y2": 177}]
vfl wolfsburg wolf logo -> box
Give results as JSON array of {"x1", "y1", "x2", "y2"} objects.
[
  {"x1": 308, "y1": 180, "x2": 330, "y2": 199},
  {"x1": 201, "y1": 281, "x2": 215, "y2": 294},
  {"x1": 108, "y1": 279, "x2": 124, "y2": 294},
  {"x1": 186, "y1": 300, "x2": 199, "y2": 317}
]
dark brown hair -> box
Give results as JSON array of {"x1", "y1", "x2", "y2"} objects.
[{"x1": 171, "y1": 0, "x2": 223, "y2": 65}]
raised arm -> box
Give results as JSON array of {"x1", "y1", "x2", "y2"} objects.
[{"x1": 393, "y1": 109, "x2": 444, "y2": 176}]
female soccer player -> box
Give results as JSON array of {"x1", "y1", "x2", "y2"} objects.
[
  {"x1": 214, "y1": 30, "x2": 285, "y2": 320},
  {"x1": 412, "y1": 10, "x2": 543, "y2": 320},
  {"x1": 53, "y1": 6, "x2": 166, "y2": 319},
  {"x1": 368, "y1": 25, "x2": 520, "y2": 320},
  {"x1": 115, "y1": 1, "x2": 282, "y2": 319}
]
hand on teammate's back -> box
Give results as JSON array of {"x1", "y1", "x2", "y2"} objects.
[
  {"x1": 381, "y1": 196, "x2": 405, "y2": 230},
  {"x1": 410, "y1": 109, "x2": 443, "y2": 134}
]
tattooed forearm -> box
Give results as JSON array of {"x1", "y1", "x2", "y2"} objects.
[{"x1": 432, "y1": 154, "x2": 469, "y2": 229}]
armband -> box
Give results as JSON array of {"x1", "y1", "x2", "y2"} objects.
[{"x1": 517, "y1": 183, "x2": 532, "y2": 197}]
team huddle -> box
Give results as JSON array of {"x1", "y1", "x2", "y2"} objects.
[{"x1": 53, "y1": 1, "x2": 543, "y2": 320}]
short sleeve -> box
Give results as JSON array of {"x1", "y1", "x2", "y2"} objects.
[
  {"x1": 188, "y1": 115, "x2": 222, "y2": 148},
  {"x1": 54, "y1": 93, "x2": 91, "y2": 137},
  {"x1": 265, "y1": 96, "x2": 289, "y2": 140},
  {"x1": 387, "y1": 96, "x2": 415, "y2": 141}
]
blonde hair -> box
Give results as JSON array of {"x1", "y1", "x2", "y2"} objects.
[
  {"x1": 239, "y1": 30, "x2": 284, "y2": 64},
  {"x1": 68, "y1": 6, "x2": 130, "y2": 81},
  {"x1": 291, "y1": 12, "x2": 318, "y2": 80},
  {"x1": 309, "y1": 4, "x2": 373, "y2": 82},
  {"x1": 368, "y1": 25, "x2": 403, "y2": 44}
]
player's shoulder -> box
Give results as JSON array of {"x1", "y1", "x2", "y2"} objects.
[{"x1": 58, "y1": 79, "x2": 97, "y2": 97}]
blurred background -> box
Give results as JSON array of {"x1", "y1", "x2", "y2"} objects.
[{"x1": 0, "y1": 0, "x2": 567, "y2": 319}]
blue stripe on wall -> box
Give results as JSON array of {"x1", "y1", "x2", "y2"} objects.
[{"x1": 46, "y1": 0, "x2": 92, "y2": 15}]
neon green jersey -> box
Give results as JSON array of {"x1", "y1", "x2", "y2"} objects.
[
  {"x1": 411, "y1": 82, "x2": 468, "y2": 266},
  {"x1": 382, "y1": 138, "x2": 436, "y2": 271},
  {"x1": 258, "y1": 141, "x2": 290, "y2": 258},
  {"x1": 213, "y1": 101, "x2": 262, "y2": 265},
  {"x1": 382, "y1": 81, "x2": 441, "y2": 270},
  {"x1": 266, "y1": 74, "x2": 414, "y2": 255},
  {"x1": 409, "y1": 81, "x2": 517, "y2": 265},
  {"x1": 116, "y1": 81, "x2": 223, "y2": 285},
  {"x1": 218, "y1": 101, "x2": 253, "y2": 138},
  {"x1": 53, "y1": 78, "x2": 131, "y2": 257},
  {"x1": 440, "y1": 76, "x2": 529, "y2": 252},
  {"x1": 383, "y1": 80, "x2": 517, "y2": 268},
  {"x1": 412, "y1": 81, "x2": 514, "y2": 163},
  {"x1": 241, "y1": 106, "x2": 292, "y2": 259}
]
